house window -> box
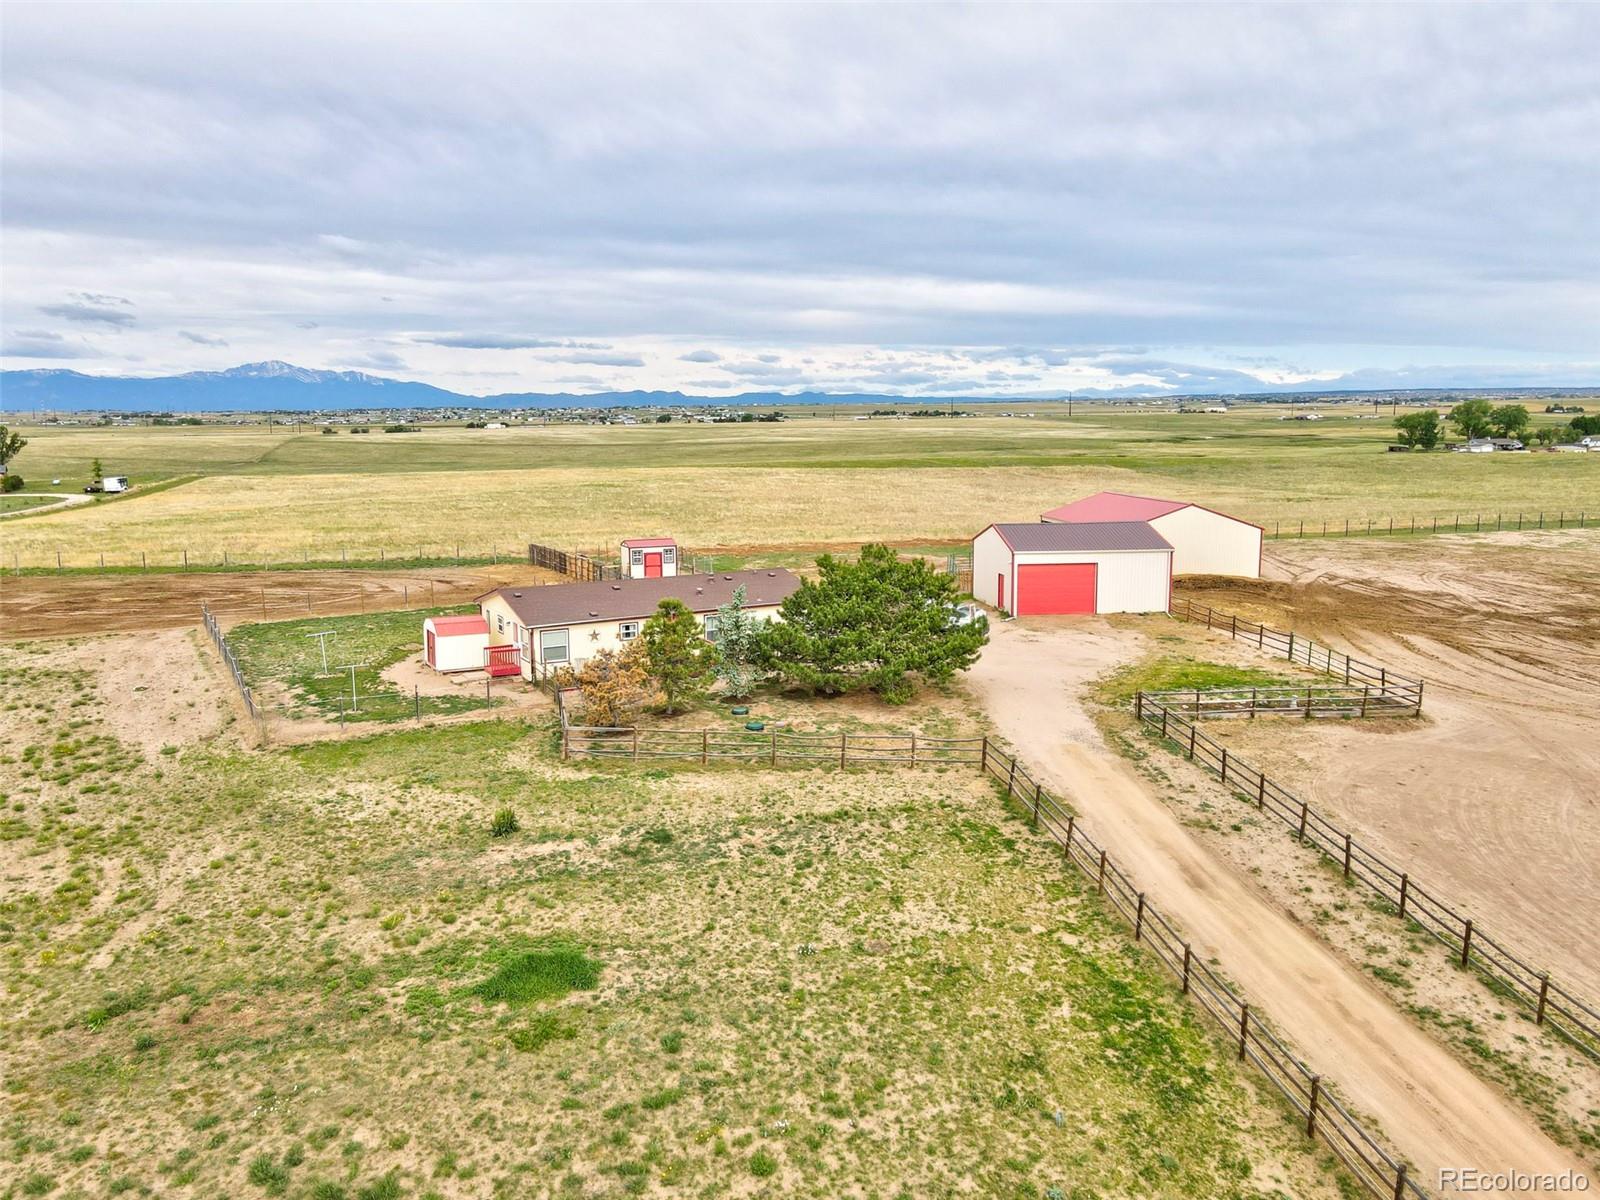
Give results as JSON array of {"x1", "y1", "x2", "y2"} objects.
[
  {"x1": 619, "y1": 621, "x2": 640, "y2": 641},
  {"x1": 630, "y1": 548, "x2": 644, "y2": 565},
  {"x1": 662, "y1": 546, "x2": 675, "y2": 562},
  {"x1": 702, "y1": 614, "x2": 721, "y2": 643},
  {"x1": 496, "y1": 613, "x2": 505, "y2": 634},
  {"x1": 539, "y1": 628, "x2": 570, "y2": 663}
]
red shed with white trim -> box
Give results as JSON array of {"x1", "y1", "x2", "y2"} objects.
[
  {"x1": 423, "y1": 614, "x2": 491, "y2": 673},
  {"x1": 1041, "y1": 491, "x2": 1261, "y2": 578},
  {"x1": 972, "y1": 522, "x2": 1173, "y2": 615}
]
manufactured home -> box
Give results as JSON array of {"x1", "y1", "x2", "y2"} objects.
[{"x1": 477, "y1": 570, "x2": 800, "y2": 681}]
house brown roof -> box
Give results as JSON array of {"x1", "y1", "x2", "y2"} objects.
[
  {"x1": 480, "y1": 569, "x2": 800, "y2": 629},
  {"x1": 986, "y1": 521, "x2": 1173, "y2": 553}
]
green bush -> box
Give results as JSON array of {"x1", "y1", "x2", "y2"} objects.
[
  {"x1": 2, "y1": 473, "x2": 24, "y2": 493},
  {"x1": 489, "y1": 807, "x2": 519, "y2": 837},
  {"x1": 749, "y1": 1149, "x2": 778, "y2": 1177}
]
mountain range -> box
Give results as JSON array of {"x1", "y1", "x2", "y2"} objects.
[{"x1": 2, "y1": 360, "x2": 1595, "y2": 414}]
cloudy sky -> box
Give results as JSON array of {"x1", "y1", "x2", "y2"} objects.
[{"x1": 3, "y1": 2, "x2": 1597, "y2": 397}]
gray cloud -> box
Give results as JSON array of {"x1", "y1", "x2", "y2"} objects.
[
  {"x1": 1, "y1": 328, "x2": 98, "y2": 358},
  {"x1": 179, "y1": 330, "x2": 228, "y2": 346},
  {"x1": 679, "y1": 349, "x2": 721, "y2": 363},
  {"x1": 38, "y1": 292, "x2": 136, "y2": 327},
  {"x1": 418, "y1": 333, "x2": 582, "y2": 350},
  {"x1": 336, "y1": 349, "x2": 409, "y2": 371},
  {"x1": 546, "y1": 351, "x2": 645, "y2": 367},
  {"x1": 2, "y1": 6, "x2": 1597, "y2": 387}
]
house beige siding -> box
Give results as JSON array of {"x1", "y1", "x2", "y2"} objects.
[
  {"x1": 1148, "y1": 507, "x2": 1261, "y2": 578},
  {"x1": 482, "y1": 595, "x2": 786, "y2": 681}
]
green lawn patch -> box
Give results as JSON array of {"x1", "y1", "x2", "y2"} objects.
[
  {"x1": 1094, "y1": 655, "x2": 1306, "y2": 706},
  {"x1": 226, "y1": 606, "x2": 494, "y2": 722}
]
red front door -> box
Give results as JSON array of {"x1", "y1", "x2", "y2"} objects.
[
  {"x1": 644, "y1": 552, "x2": 663, "y2": 578},
  {"x1": 997, "y1": 573, "x2": 1006, "y2": 611},
  {"x1": 1017, "y1": 563, "x2": 1097, "y2": 615}
]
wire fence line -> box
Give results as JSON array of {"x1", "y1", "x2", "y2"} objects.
[
  {"x1": 1262, "y1": 509, "x2": 1593, "y2": 541},
  {"x1": 10, "y1": 543, "x2": 560, "y2": 575},
  {"x1": 562, "y1": 721, "x2": 984, "y2": 768},
  {"x1": 977, "y1": 740, "x2": 1425, "y2": 1199},
  {"x1": 1132, "y1": 690, "x2": 1599, "y2": 1064},
  {"x1": 202, "y1": 602, "x2": 264, "y2": 740},
  {"x1": 1168, "y1": 597, "x2": 1425, "y2": 710}
]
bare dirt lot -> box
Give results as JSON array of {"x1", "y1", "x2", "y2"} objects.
[
  {"x1": 1178, "y1": 529, "x2": 1600, "y2": 999},
  {"x1": 0, "y1": 564, "x2": 561, "y2": 639}
]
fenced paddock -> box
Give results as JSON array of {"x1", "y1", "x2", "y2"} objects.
[
  {"x1": 977, "y1": 741, "x2": 1426, "y2": 1200},
  {"x1": 1139, "y1": 684, "x2": 1419, "y2": 720},
  {"x1": 1133, "y1": 690, "x2": 1600, "y2": 1064},
  {"x1": 1168, "y1": 597, "x2": 1425, "y2": 710}
]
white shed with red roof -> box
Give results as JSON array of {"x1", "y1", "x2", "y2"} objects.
[
  {"x1": 1041, "y1": 492, "x2": 1261, "y2": 578},
  {"x1": 972, "y1": 522, "x2": 1173, "y2": 616},
  {"x1": 423, "y1": 614, "x2": 491, "y2": 673}
]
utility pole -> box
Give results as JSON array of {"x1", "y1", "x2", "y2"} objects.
[{"x1": 1068, "y1": 391, "x2": 1074, "y2": 418}]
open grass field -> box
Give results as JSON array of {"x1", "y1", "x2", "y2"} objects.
[
  {"x1": 1, "y1": 407, "x2": 1594, "y2": 568},
  {"x1": 0, "y1": 633, "x2": 1348, "y2": 1200}
]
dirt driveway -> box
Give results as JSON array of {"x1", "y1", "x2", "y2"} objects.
[{"x1": 967, "y1": 616, "x2": 1588, "y2": 1192}]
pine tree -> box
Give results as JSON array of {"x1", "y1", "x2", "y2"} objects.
[
  {"x1": 712, "y1": 585, "x2": 762, "y2": 699},
  {"x1": 759, "y1": 544, "x2": 987, "y2": 704},
  {"x1": 641, "y1": 598, "x2": 718, "y2": 714}
]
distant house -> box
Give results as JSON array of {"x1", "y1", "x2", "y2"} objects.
[
  {"x1": 477, "y1": 570, "x2": 800, "y2": 680},
  {"x1": 1489, "y1": 437, "x2": 1526, "y2": 451},
  {"x1": 1461, "y1": 439, "x2": 1496, "y2": 453},
  {"x1": 1551, "y1": 442, "x2": 1588, "y2": 453}
]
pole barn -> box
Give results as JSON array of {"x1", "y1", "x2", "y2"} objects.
[
  {"x1": 1040, "y1": 491, "x2": 1262, "y2": 578},
  {"x1": 972, "y1": 522, "x2": 1173, "y2": 615}
]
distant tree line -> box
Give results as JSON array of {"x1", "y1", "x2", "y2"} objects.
[{"x1": 1394, "y1": 402, "x2": 1597, "y2": 448}]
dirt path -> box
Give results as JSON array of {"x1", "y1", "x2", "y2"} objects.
[
  {"x1": 0, "y1": 492, "x2": 92, "y2": 520},
  {"x1": 967, "y1": 617, "x2": 1590, "y2": 1194}
]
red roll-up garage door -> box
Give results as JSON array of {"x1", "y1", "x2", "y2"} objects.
[{"x1": 1017, "y1": 562, "x2": 1097, "y2": 615}]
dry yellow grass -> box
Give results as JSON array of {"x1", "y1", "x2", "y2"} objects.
[{"x1": 0, "y1": 465, "x2": 1149, "y2": 564}]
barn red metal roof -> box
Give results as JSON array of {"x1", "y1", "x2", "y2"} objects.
[
  {"x1": 1040, "y1": 491, "x2": 1191, "y2": 523},
  {"x1": 985, "y1": 521, "x2": 1173, "y2": 553},
  {"x1": 428, "y1": 615, "x2": 489, "y2": 636}
]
